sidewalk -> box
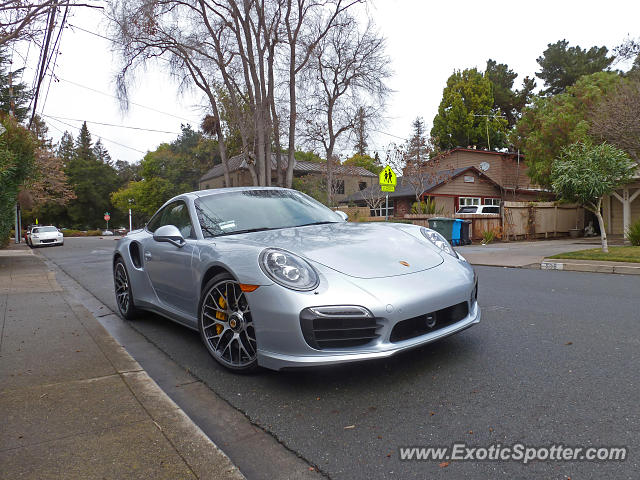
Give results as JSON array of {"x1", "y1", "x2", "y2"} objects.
[
  {"x1": 0, "y1": 244, "x2": 244, "y2": 480},
  {"x1": 457, "y1": 237, "x2": 640, "y2": 275}
]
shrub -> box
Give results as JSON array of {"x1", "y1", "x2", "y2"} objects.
[
  {"x1": 61, "y1": 229, "x2": 103, "y2": 237},
  {"x1": 481, "y1": 230, "x2": 496, "y2": 245},
  {"x1": 481, "y1": 226, "x2": 503, "y2": 245},
  {"x1": 626, "y1": 219, "x2": 640, "y2": 246},
  {"x1": 411, "y1": 198, "x2": 443, "y2": 214}
]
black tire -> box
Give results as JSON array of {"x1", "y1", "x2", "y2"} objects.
[
  {"x1": 198, "y1": 272, "x2": 258, "y2": 372},
  {"x1": 113, "y1": 258, "x2": 139, "y2": 320}
]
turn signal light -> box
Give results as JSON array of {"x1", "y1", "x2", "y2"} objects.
[{"x1": 239, "y1": 284, "x2": 259, "y2": 292}]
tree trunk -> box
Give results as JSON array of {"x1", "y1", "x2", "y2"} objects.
[{"x1": 594, "y1": 198, "x2": 608, "y2": 253}]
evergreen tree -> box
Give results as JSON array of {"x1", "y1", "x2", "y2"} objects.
[
  {"x1": 75, "y1": 122, "x2": 95, "y2": 162},
  {"x1": 536, "y1": 40, "x2": 614, "y2": 96},
  {"x1": 485, "y1": 59, "x2": 536, "y2": 128},
  {"x1": 56, "y1": 131, "x2": 76, "y2": 166},
  {"x1": 353, "y1": 107, "x2": 368, "y2": 156},
  {"x1": 0, "y1": 50, "x2": 31, "y2": 122},
  {"x1": 407, "y1": 117, "x2": 428, "y2": 162},
  {"x1": 92, "y1": 138, "x2": 112, "y2": 165},
  {"x1": 64, "y1": 123, "x2": 120, "y2": 228},
  {"x1": 431, "y1": 68, "x2": 508, "y2": 151}
]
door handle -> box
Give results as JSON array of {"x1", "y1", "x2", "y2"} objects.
[{"x1": 144, "y1": 251, "x2": 152, "y2": 261}]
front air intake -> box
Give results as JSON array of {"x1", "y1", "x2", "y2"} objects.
[{"x1": 300, "y1": 306, "x2": 381, "y2": 350}]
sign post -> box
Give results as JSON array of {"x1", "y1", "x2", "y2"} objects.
[
  {"x1": 378, "y1": 166, "x2": 397, "y2": 221},
  {"x1": 104, "y1": 212, "x2": 111, "y2": 232}
]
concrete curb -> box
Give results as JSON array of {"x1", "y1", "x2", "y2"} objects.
[{"x1": 539, "y1": 260, "x2": 640, "y2": 275}]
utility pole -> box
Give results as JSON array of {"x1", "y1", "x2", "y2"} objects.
[{"x1": 8, "y1": 71, "x2": 21, "y2": 244}]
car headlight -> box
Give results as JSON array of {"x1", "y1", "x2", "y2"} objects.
[
  {"x1": 259, "y1": 248, "x2": 319, "y2": 291},
  {"x1": 420, "y1": 227, "x2": 458, "y2": 259}
]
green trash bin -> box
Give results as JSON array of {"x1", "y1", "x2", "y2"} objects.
[{"x1": 427, "y1": 217, "x2": 456, "y2": 242}]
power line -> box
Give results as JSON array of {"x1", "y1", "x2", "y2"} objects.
[
  {"x1": 42, "y1": 113, "x2": 182, "y2": 134},
  {"x1": 54, "y1": 76, "x2": 196, "y2": 123},
  {"x1": 40, "y1": 5, "x2": 69, "y2": 116},
  {"x1": 45, "y1": 115, "x2": 148, "y2": 154},
  {"x1": 29, "y1": 1, "x2": 59, "y2": 128},
  {"x1": 370, "y1": 128, "x2": 408, "y2": 142}
]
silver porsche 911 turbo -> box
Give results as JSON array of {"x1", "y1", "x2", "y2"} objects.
[{"x1": 112, "y1": 187, "x2": 480, "y2": 371}]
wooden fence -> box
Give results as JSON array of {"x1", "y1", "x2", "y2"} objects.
[
  {"x1": 502, "y1": 201, "x2": 584, "y2": 240},
  {"x1": 338, "y1": 202, "x2": 585, "y2": 242}
]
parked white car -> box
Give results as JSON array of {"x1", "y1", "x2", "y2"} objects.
[
  {"x1": 456, "y1": 205, "x2": 500, "y2": 215},
  {"x1": 27, "y1": 226, "x2": 64, "y2": 247}
]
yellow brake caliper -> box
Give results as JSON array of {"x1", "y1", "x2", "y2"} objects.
[{"x1": 215, "y1": 296, "x2": 226, "y2": 334}]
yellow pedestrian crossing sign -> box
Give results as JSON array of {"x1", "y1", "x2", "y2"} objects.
[{"x1": 379, "y1": 165, "x2": 397, "y2": 192}]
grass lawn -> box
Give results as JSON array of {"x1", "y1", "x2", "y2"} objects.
[{"x1": 549, "y1": 246, "x2": 640, "y2": 263}]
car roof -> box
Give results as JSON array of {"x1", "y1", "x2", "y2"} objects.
[{"x1": 189, "y1": 186, "x2": 292, "y2": 199}]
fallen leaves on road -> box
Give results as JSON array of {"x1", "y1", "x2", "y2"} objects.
[
  {"x1": 565, "y1": 341, "x2": 573, "y2": 345},
  {"x1": 439, "y1": 461, "x2": 450, "y2": 468},
  {"x1": 343, "y1": 425, "x2": 355, "y2": 429}
]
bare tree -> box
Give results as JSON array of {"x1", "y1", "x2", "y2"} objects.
[
  {"x1": 108, "y1": 0, "x2": 365, "y2": 188},
  {"x1": 590, "y1": 78, "x2": 640, "y2": 163},
  {"x1": 358, "y1": 181, "x2": 383, "y2": 214},
  {"x1": 0, "y1": 1, "x2": 100, "y2": 47},
  {"x1": 301, "y1": 13, "x2": 390, "y2": 205},
  {"x1": 614, "y1": 37, "x2": 640, "y2": 62},
  {"x1": 281, "y1": 0, "x2": 361, "y2": 187}
]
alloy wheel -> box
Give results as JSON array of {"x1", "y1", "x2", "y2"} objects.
[
  {"x1": 114, "y1": 262, "x2": 130, "y2": 314},
  {"x1": 201, "y1": 279, "x2": 257, "y2": 369}
]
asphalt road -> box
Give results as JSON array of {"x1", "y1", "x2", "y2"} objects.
[{"x1": 39, "y1": 237, "x2": 640, "y2": 479}]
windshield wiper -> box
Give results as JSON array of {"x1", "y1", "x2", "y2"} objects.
[
  {"x1": 295, "y1": 221, "x2": 340, "y2": 227},
  {"x1": 214, "y1": 227, "x2": 279, "y2": 237}
]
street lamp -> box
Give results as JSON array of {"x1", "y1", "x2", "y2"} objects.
[{"x1": 128, "y1": 198, "x2": 134, "y2": 232}]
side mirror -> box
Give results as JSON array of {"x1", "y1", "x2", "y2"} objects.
[
  {"x1": 335, "y1": 210, "x2": 348, "y2": 222},
  {"x1": 153, "y1": 224, "x2": 186, "y2": 248}
]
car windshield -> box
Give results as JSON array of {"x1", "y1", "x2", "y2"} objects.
[
  {"x1": 457, "y1": 206, "x2": 477, "y2": 213},
  {"x1": 195, "y1": 189, "x2": 341, "y2": 238},
  {"x1": 33, "y1": 226, "x2": 57, "y2": 233}
]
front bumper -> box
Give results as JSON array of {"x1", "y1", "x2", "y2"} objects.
[
  {"x1": 249, "y1": 257, "x2": 480, "y2": 370},
  {"x1": 31, "y1": 236, "x2": 63, "y2": 246}
]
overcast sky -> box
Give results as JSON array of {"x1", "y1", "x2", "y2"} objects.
[{"x1": 20, "y1": 0, "x2": 640, "y2": 164}]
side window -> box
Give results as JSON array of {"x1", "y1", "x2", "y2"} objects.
[
  {"x1": 146, "y1": 201, "x2": 195, "y2": 239},
  {"x1": 146, "y1": 208, "x2": 165, "y2": 233}
]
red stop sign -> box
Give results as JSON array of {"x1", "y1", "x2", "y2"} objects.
[{"x1": 104, "y1": 214, "x2": 111, "y2": 221}]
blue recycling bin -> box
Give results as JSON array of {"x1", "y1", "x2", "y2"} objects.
[
  {"x1": 451, "y1": 219, "x2": 472, "y2": 246},
  {"x1": 451, "y1": 219, "x2": 461, "y2": 245}
]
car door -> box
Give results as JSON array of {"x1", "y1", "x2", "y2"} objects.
[{"x1": 142, "y1": 200, "x2": 199, "y2": 316}]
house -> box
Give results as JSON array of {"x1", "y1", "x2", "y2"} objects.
[
  {"x1": 198, "y1": 153, "x2": 378, "y2": 204},
  {"x1": 345, "y1": 148, "x2": 551, "y2": 217}
]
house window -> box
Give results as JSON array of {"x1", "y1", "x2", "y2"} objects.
[
  {"x1": 230, "y1": 177, "x2": 234, "y2": 187},
  {"x1": 484, "y1": 198, "x2": 501, "y2": 206},
  {"x1": 370, "y1": 204, "x2": 394, "y2": 217},
  {"x1": 222, "y1": 180, "x2": 226, "y2": 187},
  {"x1": 333, "y1": 179, "x2": 345, "y2": 195},
  {"x1": 463, "y1": 175, "x2": 475, "y2": 183},
  {"x1": 459, "y1": 197, "x2": 481, "y2": 206},
  {"x1": 359, "y1": 181, "x2": 367, "y2": 191}
]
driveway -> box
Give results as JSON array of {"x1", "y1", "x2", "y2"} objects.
[{"x1": 457, "y1": 237, "x2": 606, "y2": 268}]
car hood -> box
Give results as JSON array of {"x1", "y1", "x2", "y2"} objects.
[{"x1": 225, "y1": 222, "x2": 444, "y2": 279}]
